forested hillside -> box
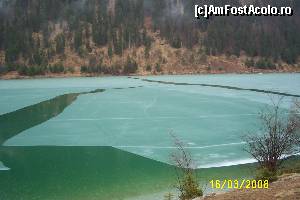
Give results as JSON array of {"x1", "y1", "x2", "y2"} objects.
[{"x1": 0, "y1": 0, "x2": 299, "y2": 77}]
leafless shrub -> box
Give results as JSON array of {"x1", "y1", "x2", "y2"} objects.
[
  {"x1": 290, "y1": 98, "x2": 300, "y2": 131},
  {"x1": 170, "y1": 133, "x2": 203, "y2": 200},
  {"x1": 243, "y1": 96, "x2": 300, "y2": 174}
]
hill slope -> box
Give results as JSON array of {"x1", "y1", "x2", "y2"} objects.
[{"x1": 0, "y1": 0, "x2": 300, "y2": 77}]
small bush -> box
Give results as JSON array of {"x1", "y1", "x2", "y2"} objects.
[
  {"x1": 146, "y1": 64, "x2": 152, "y2": 72},
  {"x1": 256, "y1": 167, "x2": 278, "y2": 182},
  {"x1": 0, "y1": 65, "x2": 8, "y2": 74},
  {"x1": 171, "y1": 36, "x2": 182, "y2": 49},
  {"x1": 67, "y1": 67, "x2": 75, "y2": 74},
  {"x1": 81, "y1": 65, "x2": 121, "y2": 75},
  {"x1": 7, "y1": 64, "x2": 17, "y2": 72},
  {"x1": 155, "y1": 63, "x2": 162, "y2": 72},
  {"x1": 80, "y1": 66, "x2": 88, "y2": 73},
  {"x1": 49, "y1": 64, "x2": 64, "y2": 73},
  {"x1": 171, "y1": 134, "x2": 203, "y2": 200},
  {"x1": 245, "y1": 58, "x2": 255, "y2": 68},
  {"x1": 17, "y1": 65, "x2": 27, "y2": 75},
  {"x1": 81, "y1": 65, "x2": 101, "y2": 74},
  {"x1": 18, "y1": 65, "x2": 47, "y2": 76},
  {"x1": 110, "y1": 64, "x2": 122, "y2": 75},
  {"x1": 178, "y1": 173, "x2": 203, "y2": 200},
  {"x1": 255, "y1": 58, "x2": 276, "y2": 70},
  {"x1": 218, "y1": 66, "x2": 224, "y2": 71},
  {"x1": 123, "y1": 56, "x2": 138, "y2": 74}
]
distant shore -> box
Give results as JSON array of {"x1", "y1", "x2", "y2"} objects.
[{"x1": 1, "y1": 68, "x2": 299, "y2": 80}]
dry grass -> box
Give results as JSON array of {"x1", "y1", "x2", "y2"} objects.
[{"x1": 199, "y1": 174, "x2": 300, "y2": 200}]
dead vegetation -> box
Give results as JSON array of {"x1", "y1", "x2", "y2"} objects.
[
  {"x1": 169, "y1": 133, "x2": 203, "y2": 200},
  {"x1": 243, "y1": 97, "x2": 300, "y2": 181}
]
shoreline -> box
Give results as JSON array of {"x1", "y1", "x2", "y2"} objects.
[{"x1": 1, "y1": 69, "x2": 300, "y2": 80}]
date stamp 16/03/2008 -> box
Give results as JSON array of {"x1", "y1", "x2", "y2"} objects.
[{"x1": 210, "y1": 180, "x2": 269, "y2": 190}]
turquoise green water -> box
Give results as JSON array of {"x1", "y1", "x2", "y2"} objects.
[
  {"x1": 0, "y1": 146, "x2": 256, "y2": 200},
  {"x1": 0, "y1": 146, "x2": 175, "y2": 200},
  {"x1": 0, "y1": 74, "x2": 300, "y2": 199}
]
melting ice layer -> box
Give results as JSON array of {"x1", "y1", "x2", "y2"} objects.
[
  {"x1": 1, "y1": 83, "x2": 279, "y2": 167},
  {"x1": 2, "y1": 74, "x2": 300, "y2": 167},
  {"x1": 1, "y1": 74, "x2": 300, "y2": 199},
  {"x1": 0, "y1": 161, "x2": 9, "y2": 170}
]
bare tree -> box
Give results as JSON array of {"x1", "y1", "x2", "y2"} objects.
[
  {"x1": 170, "y1": 133, "x2": 203, "y2": 200},
  {"x1": 290, "y1": 98, "x2": 300, "y2": 131},
  {"x1": 244, "y1": 97, "x2": 300, "y2": 173}
]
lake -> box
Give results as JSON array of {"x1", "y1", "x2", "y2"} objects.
[{"x1": 0, "y1": 73, "x2": 299, "y2": 199}]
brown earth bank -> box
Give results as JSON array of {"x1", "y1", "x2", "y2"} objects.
[
  {"x1": 1, "y1": 30, "x2": 300, "y2": 80},
  {"x1": 1, "y1": 68, "x2": 300, "y2": 80},
  {"x1": 1, "y1": 63, "x2": 300, "y2": 80},
  {"x1": 196, "y1": 174, "x2": 300, "y2": 200}
]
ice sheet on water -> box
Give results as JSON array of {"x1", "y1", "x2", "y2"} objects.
[
  {"x1": 146, "y1": 73, "x2": 300, "y2": 95},
  {"x1": 2, "y1": 74, "x2": 299, "y2": 167},
  {"x1": 0, "y1": 77, "x2": 144, "y2": 115},
  {"x1": 144, "y1": 73, "x2": 300, "y2": 107},
  {"x1": 4, "y1": 85, "x2": 263, "y2": 166},
  {"x1": 0, "y1": 161, "x2": 10, "y2": 171}
]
